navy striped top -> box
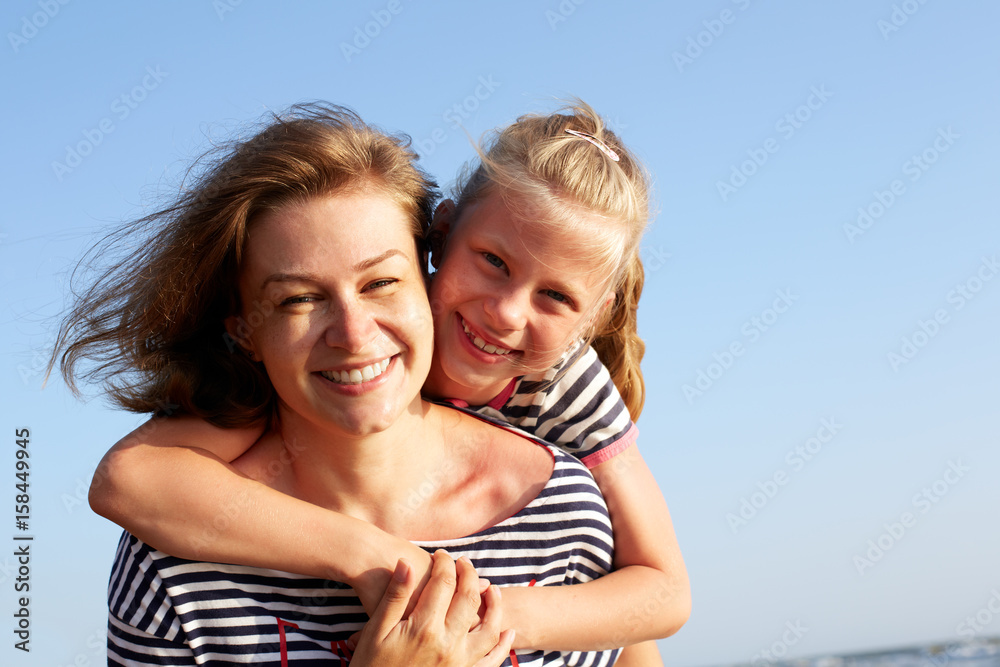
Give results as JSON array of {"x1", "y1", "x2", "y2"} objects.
[
  {"x1": 454, "y1": 343, "x2": 638, "y2": 469},
  {"x1": 106, "y1": 443, "x2": 620, "y2": 666}
]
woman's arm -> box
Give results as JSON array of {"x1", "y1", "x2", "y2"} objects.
[
  {"x1": 501, "y1": 444, "x2": 690, "y2": 653},
  {"x1": 89, "y1": 415, "x2": 434, "y2": 612}
]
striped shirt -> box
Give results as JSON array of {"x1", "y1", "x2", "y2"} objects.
[
  {"x1": 106, "y1": 443, "x2": 620, "y2": 666},
  {"x1": 455, "y1": 343, "x2": 637, "y2": 468}
]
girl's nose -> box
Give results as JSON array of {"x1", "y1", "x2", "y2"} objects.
[{"x1": 483, "y1": 287, "x2": 529, "y2": 332}]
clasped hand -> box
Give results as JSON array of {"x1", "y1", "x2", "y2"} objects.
[{"x1": 349, "y1": 550, "x2": 516, "y2": 666}]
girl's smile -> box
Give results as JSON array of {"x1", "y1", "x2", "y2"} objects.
[{"x1": 426, "y1": 191, "x2": 613, "y2": 405}]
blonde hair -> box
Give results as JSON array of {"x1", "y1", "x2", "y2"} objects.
[
  {"x1": 451, "y1": 100, "x2": 650, "y2": 419},
  {"x1": 50, "y1": 102, "x2": 437, "y2": 427}
]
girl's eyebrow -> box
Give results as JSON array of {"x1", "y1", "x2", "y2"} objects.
[{"x1": 259, "y1": 249, "x2": 407, "y2": 289}]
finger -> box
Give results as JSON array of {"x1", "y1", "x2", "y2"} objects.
[
  {"x1": 409, "y1": 550, "x2": 457, "y2": 628},
  {"x1": 473, "y1": 629, "x2": 516, "y2": 667},
  {"x1": 365, "y1": 558, "x2": 416, "y2": 637},
  {"x1": 470, "y1": 583, "x2": 502, "y2": 635},
  {"x1": 445, "y1": 556, "x2": 483, "y2": 633}
]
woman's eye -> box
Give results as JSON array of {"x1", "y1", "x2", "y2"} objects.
[
  {"x1": 365, "y1": 278, "x2": 397, "y2": 291},
  {"x1": 483, "y1": 253, "x2": 505, "y2": 269},
  {"x1": 281, "y1": 295, "x2": 315, "y2": 306}
]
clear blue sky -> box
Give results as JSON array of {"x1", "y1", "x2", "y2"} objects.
[{"x1": 2, "y1": 2, "x2": 998, "y2": 665}]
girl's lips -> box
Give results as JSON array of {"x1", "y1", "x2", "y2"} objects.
[
  {"x1": 460, "y1": 317, "x2": 513, "y2": 355},
  {"x1": 455, "y1": 315, "x2": 517, "y2": 363}
]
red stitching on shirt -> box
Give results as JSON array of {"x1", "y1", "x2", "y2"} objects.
[
  {"x1": 331, "y1": 639, "x2": 354, "y2": 663},
  {"x1": 275, "y1": 617, "x2": 300, "y2": 667}
]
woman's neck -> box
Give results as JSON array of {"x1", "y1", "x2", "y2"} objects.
[{"x1": 257, "y1": 399, "x2": 452, "y2": 533}]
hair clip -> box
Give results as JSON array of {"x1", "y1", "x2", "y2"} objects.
[{"x1": 565, "y1": 129, "x2": 620, "y2": 162}]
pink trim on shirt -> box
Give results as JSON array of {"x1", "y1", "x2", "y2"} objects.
[
  {"x1": 486, "y1": 377, "x2": 519, "y2": 411},
  {"x1": 580, "y1": 422, "x2": 639, "y2": 469},
  {"x1": 439, "y1": 378, "x2": 518, "y2": 411}
]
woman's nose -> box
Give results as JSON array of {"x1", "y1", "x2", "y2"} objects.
[
  {"x1": 483, "y1": 287, "x2": 529, "y2": 332},
  {"x1": 325, "y1": 301, "x2": 381, "y2": 352}
]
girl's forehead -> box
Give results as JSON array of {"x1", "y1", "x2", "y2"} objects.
[{"x1": 463, "y1": 191, "x2": 616, "y2": 263}]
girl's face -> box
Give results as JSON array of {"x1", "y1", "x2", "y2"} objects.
[
  {"x1": 229, "y1": 190, "x2": 433, "y2": 437},
  {"x1": 428, "y1": 191, "x2": 613, "y2": 403}
]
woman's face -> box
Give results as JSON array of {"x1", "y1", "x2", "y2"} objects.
[{"x1": 230, "y1": 190, "x2": 433, "y2": 437}]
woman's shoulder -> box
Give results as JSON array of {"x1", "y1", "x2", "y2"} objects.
[
  {"x1": 440, "y1": 403, "x2": 553, "y2": 470},
  {"x1": 411, "y1": 404, "x2": 558, "y2": 536}
]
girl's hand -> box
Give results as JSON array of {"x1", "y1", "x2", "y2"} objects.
[{"x1": 349, "y1": 551, "x2": 515, "y2": 667}]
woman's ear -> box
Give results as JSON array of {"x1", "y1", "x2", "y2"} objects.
[
  {"x1": 427, "y1": 199, "x2": 456, "y2": 270},
  {"x1": 224, "y1": 315, "x2": 259, "y2": 361}
]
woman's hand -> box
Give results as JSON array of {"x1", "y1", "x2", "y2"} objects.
[{"x1": 349, "y1": 551, "x2": 515, "y2": 667}]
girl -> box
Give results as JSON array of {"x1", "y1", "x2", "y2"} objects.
[{"x1": 85, "y1": 101, "x2": 689, "y2": 662}]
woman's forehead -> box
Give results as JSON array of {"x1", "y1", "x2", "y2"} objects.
[{"x1": 246, "y1": 192, "x2": 418, "y2": 271}]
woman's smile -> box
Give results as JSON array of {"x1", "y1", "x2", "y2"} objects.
[{"x1": 232, "y1": 190, "x2": 433, "y2": 436}]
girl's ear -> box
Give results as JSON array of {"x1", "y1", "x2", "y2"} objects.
[
  {"x1": 427, "y1": 199, "x2": 456, "y2": 270},
  {"x1": 585, "y1": 290, "x2": 617, "y2": 335}
]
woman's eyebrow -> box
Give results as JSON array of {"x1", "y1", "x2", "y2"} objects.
[
  {"x1": 260, "y1": 272, "x2": 321, "y2": 289},
  {"x1": 259, "y1": 249, "x2": 407, "y2": 289},
  {"x1": 352, "y1": 248, "x2": 405, "y2": 272}
]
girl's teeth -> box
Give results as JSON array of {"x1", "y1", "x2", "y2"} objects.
[
  {"x1": 322, "y1": 358, "x2": 391, "y2": 385},
  {"x1": 462, "y1": 320, "x2": 512, "y2": 356}
]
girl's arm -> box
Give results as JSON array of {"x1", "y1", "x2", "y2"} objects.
[
  {"x1": 501, "y1": 444, "x2": 690, "y2": 653},
  {"x1": 480, "y1": 345, "x2": 689, "y2": 654},
  {"x1": 92, "y1": 415, "x2": 689, "y2": 654},
  {"x1": 89, "y1": 415, "x2": 434, "y2": 612}
]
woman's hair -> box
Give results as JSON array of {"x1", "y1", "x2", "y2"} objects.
[
  {"x1": 50, "y1": 102, "x2": 438, "y2": 427},
  {"x1": 450, "y1": 100, "x2": 650, "y2": 419}
]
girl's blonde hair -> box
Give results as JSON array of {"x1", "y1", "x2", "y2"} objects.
[
  {"x1": 50, "y1": 103, "x2": 437, "y2": 427},
  {"x1": 451, "y1": 100, "x2": 650, "y2": 419}
]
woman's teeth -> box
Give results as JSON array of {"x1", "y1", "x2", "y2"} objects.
[
  {"x1": 320, "y1": 358, "x2": 391, "y2": 385},
  {"x1": 462, "y1": 320, "x2": 511, "y2": 355}
]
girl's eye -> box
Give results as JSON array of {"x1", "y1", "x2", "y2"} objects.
[
  {"x1": 544, "y1": 289, "x2": 570, "y2": 304},
  {"x1": 482, "y1": 252, "x2": 506, "y2": 269}
]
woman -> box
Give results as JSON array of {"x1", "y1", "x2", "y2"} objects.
[{"x1": 55, "y1": 103, "x2": 620, "y2": 665}]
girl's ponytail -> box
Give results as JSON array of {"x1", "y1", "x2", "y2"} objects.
[{"x1": 591, "y1": 251, "x2": 646, "y2": 421}]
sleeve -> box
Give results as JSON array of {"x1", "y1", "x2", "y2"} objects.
[
  {"x1": 106, "y1": 533, "x2": 195, "y2": 666},
  {"x1": 497, "y1": 343, "x2": 638, "y2": 468}
]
